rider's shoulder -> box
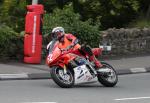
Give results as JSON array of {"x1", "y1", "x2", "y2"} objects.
[
  {"x1": 65, "y1": 33, "x2": 73, "y2": 36},
  {"x1": 65, "y1": 33, "x2": 75, "y2": 38}
]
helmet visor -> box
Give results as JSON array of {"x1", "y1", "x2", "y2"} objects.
[{"x1": 51, "y1": 31, "x2": 62, "y2": 39}]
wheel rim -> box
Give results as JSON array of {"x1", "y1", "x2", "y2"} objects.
[
  {"x1": 55, "y1": 67, "x2": 73, "y2": 84},
  {"x1": 101, "y1": 66, "x2": 117, "y2": 83}
]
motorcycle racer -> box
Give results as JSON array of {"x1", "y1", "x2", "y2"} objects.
[{"x1": 49, "y1": 27, "x2": 102, "y2": 69}]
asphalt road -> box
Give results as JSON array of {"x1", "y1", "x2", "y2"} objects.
[{"x1": 0, "y1": 73, "x2": 150, "y2": 103}]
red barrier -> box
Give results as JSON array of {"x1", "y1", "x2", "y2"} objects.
[{"x1": 24, "y1": 4, "x2": 44, "y2": 63}]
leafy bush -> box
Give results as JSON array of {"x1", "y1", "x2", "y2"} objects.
[
  {"x1": 43, "y1": 5, "x2": 101, "y2": 47},
  {"x1": 0, "y1": 25, "x2": 23, "y2": 60}
]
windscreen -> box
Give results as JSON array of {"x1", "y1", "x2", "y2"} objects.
[{"x1": 48, "y1": 39, "x2": 58, "y2": 54}]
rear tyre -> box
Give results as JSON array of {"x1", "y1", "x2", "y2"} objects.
[
  {"x1": 50, "y1": 66, "x2": 74, "y2": 88},
  {"x1": 97, "y1": 62, "x2": 118, "y2": 87}
]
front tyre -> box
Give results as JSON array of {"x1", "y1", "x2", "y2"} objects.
[
  {"x1": 50, "y1": 66, "x2": 74, "y2": 88},
  {"x1": 97, "y1": 62, "x2": 118, "y2": 87}
]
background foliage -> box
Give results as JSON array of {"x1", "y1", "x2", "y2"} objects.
[
  {"x1": 0, "y1": 25, "x2": 23, "y2": 60},
  {"x1": 0, "y1": 0, "x2": 150, "y2": 60},
  {"x1": 43, "y1": 5, "x2": 100, "y2": 47}
]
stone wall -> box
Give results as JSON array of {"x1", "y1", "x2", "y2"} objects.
[{"x1": 100, "y1": 28, "x2": 150, "y2": 57}]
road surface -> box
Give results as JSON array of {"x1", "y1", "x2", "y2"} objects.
[{"x1": 0, "y1": 73, "x2": 150, "y2": 103}]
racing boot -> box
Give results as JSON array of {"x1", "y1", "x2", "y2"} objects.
[
  {"x1": 89, "y1": 55, "x2": 113, "y2": 76},
  {"x1": 89, "y1": 56, "x2": 111, "y2": 74},
  {"x1": 89, "y1": 55, "x2": 102, "y2": 69}
]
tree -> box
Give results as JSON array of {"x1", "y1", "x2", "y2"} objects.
[
  {"x1": 1, "y1": 0, "x2": 16, "y2": 17},
  {"x1": 0, "y1": 0, "x2": 27, "y2": 32},
  {"x1": 138, "y1": 0, "x2": 150, "y2": 18},
  {"x1": 76, "y1": 0, "x2": 140, "y2": 29}
]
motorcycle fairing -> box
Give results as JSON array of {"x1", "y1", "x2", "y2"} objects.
[{"x1": 73, "y1": 65, "x2": 97, "y2": 84}]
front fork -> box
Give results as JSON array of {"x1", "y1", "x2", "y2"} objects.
[
  {"x1": 58, "y1": 63, "x2": 68, "y2": 75},
  {"x1": 63, "y1": 65, "x2": 67, "y2": 74}
]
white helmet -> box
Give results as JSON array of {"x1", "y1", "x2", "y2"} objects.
[{"x1": 51, "y1": 27, "x2": 65, "y2": 39}]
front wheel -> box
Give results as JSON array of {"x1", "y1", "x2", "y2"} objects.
[
  {"x1": 50, "y1": 66, "x2": 74, "y2": 88},
  {"x1": 97, "y1": 62, "x2": 118, "y2": 87}
]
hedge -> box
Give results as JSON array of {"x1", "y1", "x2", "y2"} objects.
[{"x1": 0, "y1": 25, "x2": 23, "y2": 61}]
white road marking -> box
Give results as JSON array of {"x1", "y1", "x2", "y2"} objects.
[
  {"x1": 130, "y1": 68, "x2": 146, "y2": 73},
  {"x1": 0, "y1": 73, "x2": 28, "y2": 79},
  {"x1": 22, "y1": 102, "x2": 57, "y2": 103},
  {"x1": 115, "y1": 96, "x2": 150, "y2": 101}
]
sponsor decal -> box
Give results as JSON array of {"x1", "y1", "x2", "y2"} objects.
[
  {"x1": 77, "y1": 73, "x2": 84, "y2": 79},
  {"x1": 77, "y1": 67, "x2": 81, "y2": 70},
  {"x1": 32, "y1": 16, "x2": 37, "y2": 53}
]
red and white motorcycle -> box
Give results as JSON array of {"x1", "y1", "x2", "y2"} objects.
[{"x1": 46, "y1": 39, "x2": 118, "y2": 88}]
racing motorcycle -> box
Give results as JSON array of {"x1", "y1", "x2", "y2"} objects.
[{"x1": 46, "y1": 39, "x2": 118, "y2": 88}]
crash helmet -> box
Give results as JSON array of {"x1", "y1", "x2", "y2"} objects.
[{"x1": 51, "y1": 27, "x2": 65, "y2": 39}]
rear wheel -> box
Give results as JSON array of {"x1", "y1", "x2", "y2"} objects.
[
  {"x1": 50, "y1": 66, "x2": 74, "y2": 88},
  {"x1": 97, "y1": 62, "x2": 118, "y2": 87}
]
